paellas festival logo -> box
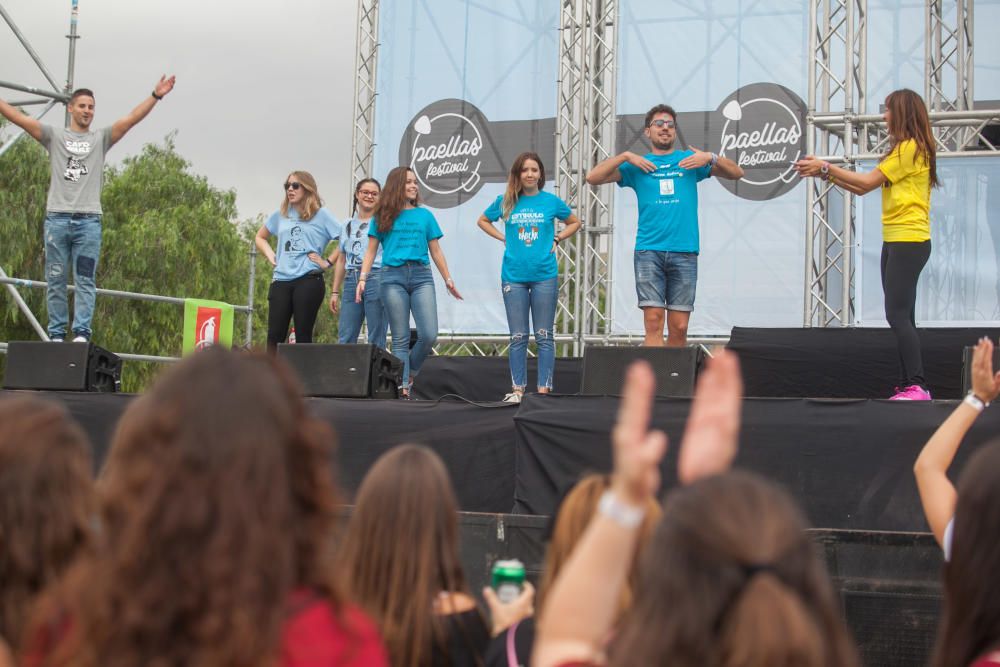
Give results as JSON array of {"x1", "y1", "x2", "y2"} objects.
[
  {"x1": 400, "y1": 99, "x2": 502, "y2": 208},
  {"x1": 714, "y1": 83, "x2": 805, "y2": 201}
]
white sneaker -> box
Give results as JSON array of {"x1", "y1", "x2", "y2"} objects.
[
  {"x1": 50, "y1": 337, "x2": 64, "y2": 343},
  {"x1": 502, "y1": 392, "x2": 523, "y2": 404},
  {"x1": 72, "y1": 335, "x2": 88, "y2": 343}
]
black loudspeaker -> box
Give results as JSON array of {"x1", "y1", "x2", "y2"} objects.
[
  {"x1": 277, "y1": 344, "x2": 403, "y2": 398},
  {"x1": 960, "y1": 345, "x2": 1000, "y2": 394},
  {"x1": 581, "y1": 346, "x2": 705, "y2": 397},
  {"x1": 3, "y1": 341, "x2": 121, "y2": 392}
]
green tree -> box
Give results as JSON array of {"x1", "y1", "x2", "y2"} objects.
[{"x1": 0, "y1": 132, "x2": 344, "y2": 391}]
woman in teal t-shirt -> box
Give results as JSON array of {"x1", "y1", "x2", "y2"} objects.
[
  {"x1": 477, "y1": 152, "x2": 580, "y2": 402},
  {"x1": 355, "y1": 167, "x2": 462, "y2": 397}
]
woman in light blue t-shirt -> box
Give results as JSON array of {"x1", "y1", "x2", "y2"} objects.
[
  {"x1": 255, "y1": 171, "x2": 340, "y2": 352},
  {"x1": 356, "y1": 167, "x2": 463, "y2": 397},
  {"x1": 477, "y1": 152, "x2": 580, "y2": 402}
]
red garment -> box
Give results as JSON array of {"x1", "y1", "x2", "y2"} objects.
[
  {"x1": 281, "y1": 590, "x2": 389, "y2": 666},
  {"x1": 971, "y1": 654, "x2": 1000, "y2": 667}
]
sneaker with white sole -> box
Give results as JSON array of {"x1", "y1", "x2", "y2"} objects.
[
  {"x1": 502, "y1": 392, "x2": 523, "y2": 404},
  {"x1": 72, "y1": 335, "x2": 89, "y2": 343},
  {"x1": 50, "y1": 337, "x2": 64, "y2": 343},
  {"x1": 889, "y1": 385, "x2": 932, "y2": 401}
]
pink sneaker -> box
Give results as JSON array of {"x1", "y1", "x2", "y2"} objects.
[{"x1": 889, "y1": 385, "x2": 932, "y2": 401}]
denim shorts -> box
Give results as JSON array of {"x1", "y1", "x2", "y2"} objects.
[{"x1": 633, "y1": 250, "x2": 697, "y2": 311}]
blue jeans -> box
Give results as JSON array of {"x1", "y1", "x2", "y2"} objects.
[
  {"x1": 340, "y1": 268, "x2": 388, "y2": 348},
  {"x1": 634, "y1": 250, "x2": 698, "y2": 311},
  {"x1": 44, "y1": 212, "x2": 102, "y2": 339},
  {"x1": 380, "y1": 262, "x2": 438, "y2": 385},
  {"x1": 502, "y1": 277, "x2": 558, "y2": 390}
]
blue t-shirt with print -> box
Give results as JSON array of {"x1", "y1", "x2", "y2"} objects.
[
  {"x1": 265, "y1": 207, "x2": 341, "y2": 282},
  {"x1": 340, "y1": 216, "x2": 383, "y2": 270},
  {"x1": 370, "y1": 207, "x2": 443, "y2": 266},
  {"x1": 618, "y1": 151, "x2": 712, "y2": 253},
  {"x1": 483, "y1": 190, "x2": 572, "y2": 283}
]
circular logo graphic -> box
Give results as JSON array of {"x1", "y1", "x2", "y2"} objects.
[
  {"x1": 714, "y1": 83, "x2": 806, "y2": 201},
  {"x1": 400, "y1": 99, "x2": 497, "y2": 208}
]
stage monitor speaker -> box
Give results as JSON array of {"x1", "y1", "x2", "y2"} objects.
[
  {"x1": 277, "y1": 343, "x2": 402, "y2": 399},
  {"x1": 961, "y1": 345, "x2": 1000, "y2": 395},
  {"x1": 581, "y1": 346, "x2": 705, "y2": 397},
  {"x1": 3, "y1": 341, "x2": 121, "y2": 392}
]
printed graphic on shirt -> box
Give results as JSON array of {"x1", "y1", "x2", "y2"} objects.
[
  {"x1": 63, "y1": 156, "x2": 89, "y2": 182},
  {"x1": 285, "y1": 227, "x2": 306, "y2": 252},
  {"x1": 512, "y1": 211, "x2": 544, "y2": 247}
]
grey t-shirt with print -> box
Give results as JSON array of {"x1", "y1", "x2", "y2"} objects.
[{"x1": 38, "y1": 125, "x2": 113, "y2": 215}]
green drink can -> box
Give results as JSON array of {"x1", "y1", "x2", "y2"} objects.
[{"x1": 491, "y1": 558, "x2": 526, "y2": 604}]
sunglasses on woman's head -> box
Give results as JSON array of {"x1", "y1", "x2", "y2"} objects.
[{"x1": 284, "y1": 182, "x2": 302, "y2": 191}]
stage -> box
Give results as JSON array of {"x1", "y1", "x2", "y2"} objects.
[{"x1": 4, "y1": 327, "x2": 998, "y2": 666}]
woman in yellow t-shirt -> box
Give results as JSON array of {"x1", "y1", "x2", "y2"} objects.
[{"x1": 795, "y1": 89, "x2": 938, "y2": 400}]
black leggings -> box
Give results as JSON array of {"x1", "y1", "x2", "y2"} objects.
[
  {"x1": 266, "y1": 273, "x2": 326, "y2": 352},
  {"x1": 881, "y1": 241, "x2": 931, "y2": 387}
]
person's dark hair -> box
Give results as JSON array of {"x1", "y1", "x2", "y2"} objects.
[
  {"x1": 500, "y1": 152, "x2": 546, "y2": 220},
  {"x1": 375, "y1": 167, "x2": 419, "y2": 234},
  {"x1": 338, "y1": 444, "x2": 479, "y2": 667},
  {"x1": 931, "y1": 440, "x2": 1000, "y2": 667},
  {"x1": 40, "y1": 348, "x2": 344, "y2": 667},
  {"x1": 0, "y1": 397, "x2": 94, "y2": 653},
  {"x1": 883, "y1": 88, "x2": 939, "y2": 187},
  {"x1": 69, "y1": 89, "x2": 94, "y2": 104},
  {"x1": 610, "y1": 471, "x2": 858, "y2": 667},
  {"x1": 353, "y1": 177, "x2": 381, "y2": 216},
  {"x1": 644, "y1": 103, "x2": 677, "y2": 129}
]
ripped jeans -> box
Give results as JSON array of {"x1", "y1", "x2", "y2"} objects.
[
  {"x1": 44, "y1": 212, "x2": 102, "y2": 339},
  {"x1": 502, "y1": 277, "x2": 558, "y2": 391}
]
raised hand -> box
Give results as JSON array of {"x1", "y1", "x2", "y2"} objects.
[
  {"x1": 971, "y1": 337, "x2": 1000, "y2": 403},
  {"x1": 483, "y1": 581, "x2": 535, "y2": 636},
  {"x1": 611, "y1": 361, "x2": 669, "y2": 505},
  {"x1": 793, "y1": 156, "x2": 825, "y2": 177},
  {"x1": 153, "y1": 75, "x2": 176, "y2": 98},
  {"x1": 678, "y1": 349, "x2": 743, "y2": 484}
]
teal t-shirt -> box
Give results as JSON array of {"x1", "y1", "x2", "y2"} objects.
[
  {"x1": 370, "y1": 207, "x2": 443, "y2": 266},
  {"x1": 265, "y1": 206, "x2": 341, "y2": 281},
  {"x1": 618, "y1": 151, "x2": 712, "y2": 253},
  {"x1": 483, "y1": 191, "x2": 572, "y2": 283}
]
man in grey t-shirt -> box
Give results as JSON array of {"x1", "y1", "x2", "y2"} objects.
[{"x1": 0, "y1": 76, "x2": 176, "y2": 341}]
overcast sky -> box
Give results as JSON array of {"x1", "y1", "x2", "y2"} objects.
[{"x1": 1, "y1": 0, "x2": 358, "y2": 222}]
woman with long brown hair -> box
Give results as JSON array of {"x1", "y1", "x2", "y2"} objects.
[
  {"x1": 535, "y1": 351, "x2": 859, "y2": 667},
  {"x1": 0, "y1": 397, "x2": 94, "y2": 657},
  {"x1": 24, "y1": 348, "x2": 387, "y2": 667},
  {"x1": 338, "y1": 445, "x2": 496, "y2": 666},
  {"x1": 796, "y1": 89, "x2": 938, "y2": 400},
  {"x1": 476, "y1": 152, "x2": 580, "y2": 402},
  {"x1": 355, "y1": 167, "x2": 462, "y2": 397},
  {"x1": 256, "y1": 170, "x2": 342, "y2": 351}
]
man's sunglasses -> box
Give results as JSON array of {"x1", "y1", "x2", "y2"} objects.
[{"x1": 648, "y1": 119, "x2": 676, "y2": 129}]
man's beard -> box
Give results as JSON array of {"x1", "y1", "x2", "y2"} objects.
[{"x1": 650, "y1": 136, "x2": 674, "y2": 151}]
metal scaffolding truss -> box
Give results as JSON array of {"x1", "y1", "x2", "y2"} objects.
[
  {"x1": 805, "y1": 0, "x2": 996, "y2": 327},
  {"x1": 555, "y1": 0, "x2": 618, "y2": 355},
  {"x1": 349, "y1": 0, "x2": 379, "y2": 197}
]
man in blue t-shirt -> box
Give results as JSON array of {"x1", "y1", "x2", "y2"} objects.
[{"x1": 586, "y1": 104, "x2": 743, "y2": 347}]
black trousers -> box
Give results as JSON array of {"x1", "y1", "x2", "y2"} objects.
[
  {"x1": 266, "y1": 273, "x2": 326, "y2": 352},
  {"x1": 880, "y1": 240, "x2": 931, "y2": 387}
]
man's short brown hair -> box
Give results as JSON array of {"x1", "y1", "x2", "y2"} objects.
[
  {"x1": 644, "y1": 104, "x2": 676, "y2": 128},
  {"x1": 69, "y1": 88, "x2": 95, "y2": 103}
]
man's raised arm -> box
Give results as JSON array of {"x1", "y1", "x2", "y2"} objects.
[
  {"x1": 0, "y1": 97, "x2": 43, "y2": 142},
  {"x1": 110, "y1": 75, "x2": 176, "y2": 146}
]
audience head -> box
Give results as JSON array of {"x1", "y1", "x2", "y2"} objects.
[
  {"x1": 611, "y1": 471, "x2": 858, "y2": 667},
  {"x1": 339, "y1": 444, "x2": 467, "y2": 667},
  {"x1": 0, "y1": 397, "x2": 94, "y2": 652},
  {"x1": 44, "y1": 348, "x2": 340, "y2": 667},
  {"x1": 932, "y1": 439, "x2": 1000, "y2": 667},
  {"x1": 539, "y1": 474, "x2": 660, "y2": 614}
]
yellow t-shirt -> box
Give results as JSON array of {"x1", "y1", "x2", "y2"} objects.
[{"x1": 877, "y1": 139, "x2": 931, "y2": 242}]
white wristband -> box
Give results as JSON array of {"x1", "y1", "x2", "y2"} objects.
[
  {"x1": 964, "y1": 392, "x2": 988, "y2": 412},
  {"x1": 597, "y1": 490, "x2": 645, "y2": 528}
]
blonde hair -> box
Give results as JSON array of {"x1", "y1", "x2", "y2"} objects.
[
  {"x1": 279, "y1": 170, "x2": 323, "y2": 221},
  {"x1": 500, "y1": 152, "x2": 546, "y2": 220}
]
